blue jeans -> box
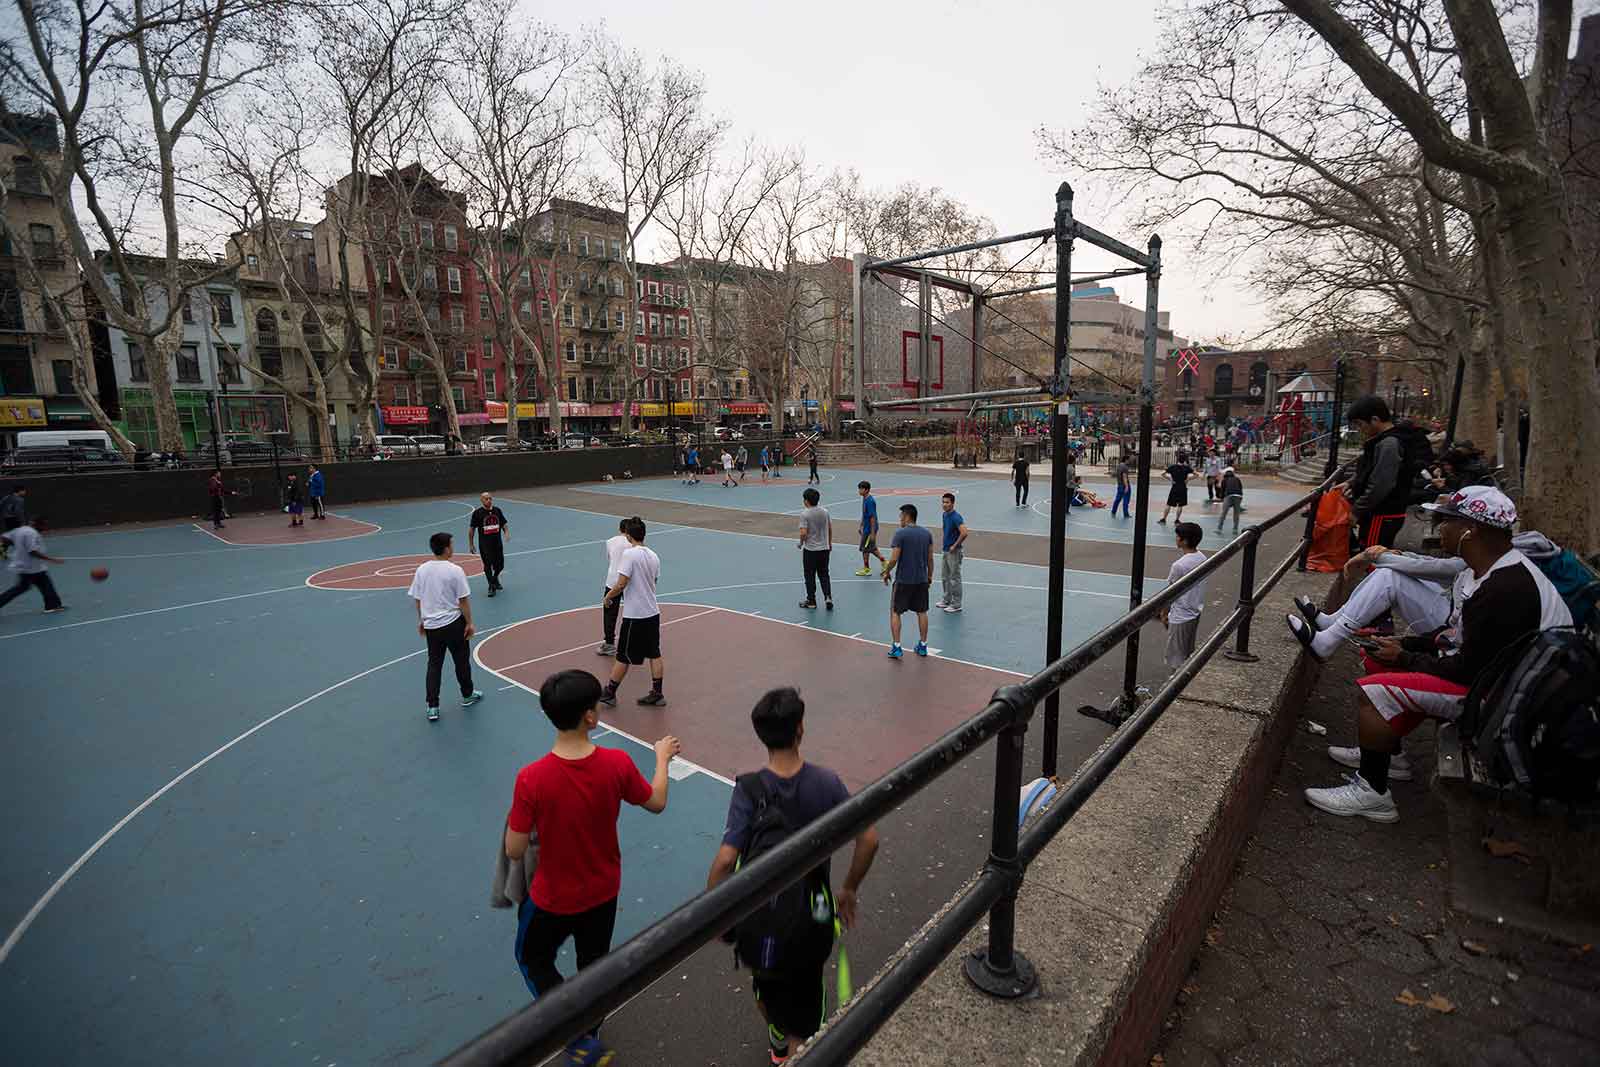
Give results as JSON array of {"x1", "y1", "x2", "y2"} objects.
[{"x1": 1111, "y1": 484, "x2": 1132, "y2": 517}]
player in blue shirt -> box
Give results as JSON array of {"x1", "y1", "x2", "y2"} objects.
[
  {"x1": 685, "y1": 446, "x2": 701, "y2": 485},
  {"x1": 882, "y1": 503, "x2": 934, "y2": 658},
  {"x1": 937, "y1": 492, "x2": 968, "y2": 613},
  {"x1": 853, "y1": 480, "x2": 887, "y2": 576}
]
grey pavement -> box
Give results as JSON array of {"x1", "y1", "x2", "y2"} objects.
[{"x1": 1156, "y1": 650, "x2": 1600, "y2": 1067}]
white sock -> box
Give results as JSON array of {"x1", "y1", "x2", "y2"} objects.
[
  {"x1": 1315, "y1": 611, "x2": 1339, "y2": 630},
  {"x1": 1310, "y1": 617, "x2": 1354, "y2": 659}
]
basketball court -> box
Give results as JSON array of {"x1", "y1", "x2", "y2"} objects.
[{"x1": 0, "y1": 471, "x2": 1302, "y2": 1066}]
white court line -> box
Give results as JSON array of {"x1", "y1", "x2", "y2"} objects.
[
  {"x1": 191, "y1": 512, "x2": 384, "y2": 547},
  {"x1": 0, "y1": 585, "x2": 309, "y2": 641},
  {"x1": 0, "y1": 619, "x2": 520, "y2": 967},
  {"x1": 489, "y1": 608, "x2": 720, "y2": 672},
  {"x1": 655, "y1": 576, "x2": 1130, "y2": 602},
  {"x1": 59, "y1": 506, "x2": 474, "y2": 560}
]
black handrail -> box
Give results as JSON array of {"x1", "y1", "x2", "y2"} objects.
[{"x1": 439, "y1": 467, "x2": 1341, "y2": 1067}]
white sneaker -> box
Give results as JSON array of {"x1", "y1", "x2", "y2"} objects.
[
  {"x1": 943, "y1": 604, "x2": 962, "y2": 613},
  {"x1": 935, "y1": 599, "x2": 948, "y2": 609},
  {"x1": 1326, "y1": 745, "x2": 1413, "y2": 781},
  {"x1": 1304, "y1": 773, "x2": 1399, "y2": 822}
]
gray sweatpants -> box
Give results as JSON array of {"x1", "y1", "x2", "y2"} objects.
[
  {"x1": 1217, "y1": 494, "x2": 1243, "y2": 533},
  {"x1": 941, "y1": 547, "x2": 964, "y2": 609},
  {"x1": 1164, "y1": 617, "x2": 1200, "y2": 671}
]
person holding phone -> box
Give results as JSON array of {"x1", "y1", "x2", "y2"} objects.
[{"x1": 1298, "y1": 488, "x2": 1569, "y2": 824}]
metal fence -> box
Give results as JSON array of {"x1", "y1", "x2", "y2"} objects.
[{"x1": 438, "y1": 461, "x2": 1342, "y2": 1067}]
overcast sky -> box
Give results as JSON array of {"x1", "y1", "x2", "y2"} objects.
[
  {"x1": 548, "y1": 0, "x2": 1249, "y2": 344},
  {"x1": 545, "y1": 0, "x2": 1600, "y2": 345}
]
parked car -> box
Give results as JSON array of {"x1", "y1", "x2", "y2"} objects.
[
  {"x1": 840, "y1": 419, "x2": 867, "y2": 438},
  {"x1": 2, "y1": 444, "x2": 127, "y2": 474},
  {"x1": 477, "y1": 435, "x2": 512, "y2": 453},
  {"x1": 411, "y1": 434, "x2": 447, "y2": 455},
  {"x1": 373, "y1": 434, "x2": 415, "y2": 458},
  {"x1": 560, "y1": 433, "x2": 588, "y2": 450}
]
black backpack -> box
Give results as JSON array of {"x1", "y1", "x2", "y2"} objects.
[
  {"x1": 1395, "y1": 422, "x2": 1434, "y2": 482},
  {"x1": 731, "y1": 773, "x2": 836, "y2": 976},
  {"x1": 1458, "y1": 628, "x2": 1600, "y2": 804}
]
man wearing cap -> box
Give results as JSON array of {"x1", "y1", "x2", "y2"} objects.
[{"x1": 1294, "y1": 487, "x2": 1570, "y2": 823}]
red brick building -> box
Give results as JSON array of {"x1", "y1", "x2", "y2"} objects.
[{"x1": 1162, "y1": 346, "x2": 1365, "y2": 422}]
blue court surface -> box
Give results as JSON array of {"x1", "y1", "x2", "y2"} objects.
[
  {"x1": 0, "y1": 489, "x2": 1168, "y2": 1066},
  {"x1": 572, "y1": 465, "x2": 1308, "y2": 545}
]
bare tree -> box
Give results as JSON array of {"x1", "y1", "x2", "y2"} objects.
[
  {"x1": 431, "y1": 0, "x2": 582, "y2": 445},
  {"x1": 2, "y1": 0, "x2": 288, "y2": 452},
  {"x1": 310, "y1": 0, "x2": 448, "y2": 445},
  {"x1": 586, "y1": 35, "x2": 723, "y2": 432},
  {"x1": 1261, "y1": 0, "x2": 1595, "y2": 545}
]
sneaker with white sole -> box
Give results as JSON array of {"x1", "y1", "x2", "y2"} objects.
[
  {"x1": 596, "y1": 642, "x2": 616, "y2": 656},
  {"x1": 935, "y1": 599, "x2": 948, "y2": 609},
  {"x1": 1326, "y1": 745, "x2": 1413, "y2": 781},
  {"x1": 461, "y1": 690, "x2": 483, "y2": 707},
  {"x1": 426, "y1": 706, "x2": 440, "y2": 723},
  {"x1": 943, "y1": 604, "x2": 961, "y2": 613},
  {"x1": 1304, "y1": 773, "x2": 1399, "y2": 822}
]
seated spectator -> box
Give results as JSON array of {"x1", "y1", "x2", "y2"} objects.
[
  {"x1": 1297, "y1": 487, "x2": 1571, "y2": 823},
  {"x1": 1425, "y1": 442, "x2": 1493, "y2": 494},
  {"x1": 1286, "y1": 544, "x2": 1462, "y2": 661}
]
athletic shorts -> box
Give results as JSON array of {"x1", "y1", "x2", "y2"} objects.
[
  {"x1": 616, "y1": 614, "x2": 662, "y2": 664},
  {"x1": 761, "y1": 464, "x2": 769, "y2": 472},
  {"x1": 859, "y1": 533, "x2": 877, "y2": 553},
  {"x1": 1357, "y1": 668, "x2": 1469, "y2": 736},
  {"x1": 753, "y1": 966, "x2": 828, "y2": 1044},
  {"x1": 736, "y1": 462, "x2": 746, "y2": 472},
  {"x1": 1166, "y1": 486, "x2": 1188, "y2": 507},
  {"x1": 892, "y1": 582, "x2": 930, "y2": 615}
]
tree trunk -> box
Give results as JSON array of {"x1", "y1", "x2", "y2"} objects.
[
  {"x1": 1456, "y1": 325, "x2": 1498, "y2": 452},
  {"x1": 1498, "y1": 178, "x2": 1600, "y2": 548},
  {"x1": 72, "y1": 340, "x2": 136, "y2": 456},
  {"x1": 146, "y1": 327, "x2": 186, "y2": 451}
]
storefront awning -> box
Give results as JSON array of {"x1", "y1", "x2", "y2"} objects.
[
  {"x1": 383, "y1": 405, "x2": 431, "y2": 425},
  {"x1": 457, "y1": 412, "x2": 492, "y2": 426},
  {"x1": 727, "y1": 402, "x2": 768, "y2": 415}
]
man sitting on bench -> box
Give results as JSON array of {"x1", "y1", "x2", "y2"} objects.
[{"x1": 1294, "y1": 487, "x2": 1571, "y2": 823}]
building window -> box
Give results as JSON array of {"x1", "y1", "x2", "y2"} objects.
[
  {"x1": 28, "y1": 222, "x2": 54, "y2": 259},
  {"x1": 125, "y1": 342, "x2": 146, "y2": 381},
  {"x1": 612, "y1": 309, "x2": 623, "y2": 330},
  {"x1": 679, "y1": 347, "x2": 689, "y2": 368},
  {"x1": 561, "y1": 232, "x2": 571, "y2": 253},
  {"x1": 450, "y1": 305, "x2": 465, "y2": 330},
  {"x1": 210, "y1": 291, "x2": 235, "y2": 326},
  {"x1": 451, "y1": 385, "x2": 466, "y2": 410},
  {"x1": 382, "y1": 343, "x2": 399, "y2": 370},
  {"x1": 443, "y1": 224, "x2": 458, "y2": 251},
  {"x1": 260, "y1": 349, "x2": 283, "y2": 377},
  {"x1": 611, "y1": 238, "x2": 622, "y2": 259},
  {"x1": 220, "y1": 357, "x2": 242, "y2": 384},
  {"x1": 519, "y1": 298, "x2": 533, "y2": 320},
  {"x1": 648, "y1": 313, "x2": 660, "y2": 335},
  {"x1": 178, "y1": 294, "x2": 194, "y2": 324},
  {"x1": 1213, "y1": 363, "x2": 1234, "y2": 397},
  {"x1": 564, "y1": 339, "x2": 576, "y2": 362},
  {"x1": 651, "y1": 347, "x2": 662, "y2": 369},
  {"x1": 634, "y1": 344, "x2": 646, "y2": 368},
  {"x1": 678, "y1": 286, "x2": 688, "y2": 304},
  {"x1": 393, "y1": 384, "x2": 410, "y2": 405},
  {"x1": 176, "y1": 345, "x2": 202, "y2": 382},
  {"x1": 582, "y1": 341, "x2": 593, "y2": 363},
  {"x1": 578, "y1": 234, "x2": 589, "y2": 256},
  {"x1": 561, "y1": 303, "x2": 573, "y2": 326},
  {"x1": 635, "y1": 306, "x2": 644, "y2": 335},
  {"x1": 447, "y1": 266, "x2": 462, "y2": 293},
  {"x1": 478, "y1": 292, "x2": 491, "y2": 318},
  {"x1": 419, "y1": 221, "x2": 434, "y2": 248},
  {"x1": 49, "y1": 358, "x2": 73, "y2": 394},
  {"x1": 422, "y1": 265, "x2": 437, "y2": 289},
  {"x1": 453, "y1": 349, "x2": 468, "y2": 372},
  {"x1": 581, "y1": 304, "x2": 592, "y2": 327},
  {"x1": 636, "y1": 279, "x2": 644, "y2": 299},
  {"x1": 425, "y1": 303, "x2": 441, "y2": 326},
  {"x1": 540, "y1": 298, "x2": 550, "y2": 319},
  {"x1": 677, "y1": 315, "x2": 688, "y2": 337},
  {"x1": 483, "y1": 368, "x2": 496, "y2": 396}
]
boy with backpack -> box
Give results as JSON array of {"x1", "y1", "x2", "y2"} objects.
[
  {"x1": 706, "y1": 688, "x2": 879, "y2": 1064},
  {"x1": 504, "y1": 669, "x2": 681, "y2": 1065},
  {"x1": 1343, "y1": 395, "x2": 1433, "y2": 550}
]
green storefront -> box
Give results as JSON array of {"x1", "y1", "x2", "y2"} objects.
[{"x1": 118, "y1": 388, "x2": 215, "y2": 451}]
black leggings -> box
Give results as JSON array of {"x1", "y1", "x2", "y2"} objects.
[
  {"x1": 1015, "y1": 479, "x2": 1029, "y2": 506},
  {"x1": 516, "y1": 896, "x2": 619, "y2": 1036},
  {"x1": 424, "y1": 615, "x2": 474, "y2": 707},
  {"x1": 802, "y1": 548, "x2": 833, "y2": 602},
  {"x1": 0, "y1": 571, "x2": 61, "y2": 611}
]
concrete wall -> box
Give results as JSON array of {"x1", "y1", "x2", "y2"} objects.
[{"x1": 25, "y1": 444, "x2": 674, "y2": 527}]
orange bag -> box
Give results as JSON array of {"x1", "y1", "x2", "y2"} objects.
[{"x1": 1303, "y1": 486, "x2": 1353, "y2": 572}]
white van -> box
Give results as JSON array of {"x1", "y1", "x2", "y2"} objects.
[{"x1": 16, "y1": 429, "x2": 115, "y2": 450}]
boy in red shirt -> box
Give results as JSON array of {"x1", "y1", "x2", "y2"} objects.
[{"x1": 504, "y1": 669, "x2": 681, "y2": 1065}]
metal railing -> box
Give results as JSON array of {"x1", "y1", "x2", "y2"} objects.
[{"x1": 439, "y1": 465, "x2": 1341, "y2": 1067}]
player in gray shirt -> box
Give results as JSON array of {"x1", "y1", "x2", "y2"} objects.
[{"x1": 797, "y1": 487, "x2": 834, "y2": 610}]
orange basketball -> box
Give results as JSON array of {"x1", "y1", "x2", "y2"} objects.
[{"x1": 90, "y1": 567, "x2": 109, "y2": 582}]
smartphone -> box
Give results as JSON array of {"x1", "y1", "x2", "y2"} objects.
[{"x1": 1346, "y1": 635, "x2": 1383, "y2": 652}]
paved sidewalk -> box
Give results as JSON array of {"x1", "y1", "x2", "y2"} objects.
[{"x1": 1156, "y1": 651, "x2": 1600, "y2": 1067}]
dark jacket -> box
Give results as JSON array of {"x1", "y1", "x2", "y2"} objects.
[
  {"x1": 1219, "y1": 473, "x2": 1244, "y2": 498},
  {"x1": 1348, "y1": 423, "x2": 1427, "y2": 517}
]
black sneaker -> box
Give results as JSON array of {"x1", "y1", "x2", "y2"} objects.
[
  {"x1": 637, "y1": 691, "x2": 666, "y2": 706},
  {"x1": 825, "y1": 601, "x2": 834, "y2": 611},
  {"x1": 799, "y1": 600, "x2": 817, "y2": 609},
  {"x1": 598, "y1": 690, "x2": 617, "y2": 708},
  {"x1": 487, "y1": 586, "x2": 496, "y2": 597}
]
